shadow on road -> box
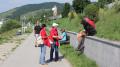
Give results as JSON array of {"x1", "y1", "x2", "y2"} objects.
[{"x1": 46, "y1": 55, "x2": 64, "y2": 63}]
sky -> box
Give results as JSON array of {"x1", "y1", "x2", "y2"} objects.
[{"x1": 0, "y1": 0, "x2": 97, "y2": 13}]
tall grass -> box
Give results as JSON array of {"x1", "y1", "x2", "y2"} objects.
[
  {"x1": 25, "y1": 27, "x2": 33, "y2": 33},
  {"x1": 60, "y1": 45, "x2": 98, "y2": 67},
  {"x1": 55, "y1": 8, "x2": 120, "y2": 41},
  {"x1": 56, "y1": 15, "x2": 83, "y2": 32},
  {"x1": 96, "y1": 9, "x2": 120, "y2": 41},
  {"x1": 0, "y1": 29, "x2": 18, "y2": 44},
  {"x1": 0, "y1": 27, "x2": 32, "y2": 44}
]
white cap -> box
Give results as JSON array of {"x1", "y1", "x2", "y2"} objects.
[{"x1": 52, "y1": 23, "x2": 58, "y2": 27}]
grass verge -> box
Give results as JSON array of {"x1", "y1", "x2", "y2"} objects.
[
  {"x1": 0, "y1": 27, "x2": 32, "y2": 44},
  {"x1": 60, "y1": 45, "x2": 98, "y2": 67},
  {"x1": 0, "y1": 29, "x2": 18, "y2": 44}
]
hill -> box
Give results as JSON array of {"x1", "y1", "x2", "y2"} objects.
[{"x1": 0, "y1": 2, "x2": 64, "y2": 20}]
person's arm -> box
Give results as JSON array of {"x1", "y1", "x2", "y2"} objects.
[
  {"x1": 60, "y1": 32, "x2": 65, "y2": 39},
  {"x1": 53, "y1": 36, "x2": 59, "y2": 38}
]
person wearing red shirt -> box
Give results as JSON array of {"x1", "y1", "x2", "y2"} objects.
[
  {"x1": 39, "y1": 24, "x2": 50, "y2": 65},
  {"x1": 49, "y1": 23, "x2": 60, "y2": 62}
]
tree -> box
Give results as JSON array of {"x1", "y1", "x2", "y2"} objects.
[
  {"x1": 98, "y1": 0, "x2": 115, "y2": 8},
  {"x1": 84, "y1": 4, "x2": 99, "y2": 22},
  {"x1": 62, "y1": 3, "x2": 71, "y2": 18},
  {"x1": 72, "y1": 0, "x2": 90, "y2": 13},
  {"x1": 0, "y1": 19, "x2": 21, "y2": 32}
]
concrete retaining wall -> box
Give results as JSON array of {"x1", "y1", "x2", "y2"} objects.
[{"x1": 67, "y1": 31, "x2": 120, "y2": 67}]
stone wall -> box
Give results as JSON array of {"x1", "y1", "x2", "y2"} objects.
[{"x1": 67, "y1": 31, "x2": 120, "y2": 67}]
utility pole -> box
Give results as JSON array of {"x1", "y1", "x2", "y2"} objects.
[{"x1": 21, "y1": 16, "x2": 26, "y2": 33}]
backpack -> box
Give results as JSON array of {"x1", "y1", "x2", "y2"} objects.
[
  {"x1": 86, "y1": 25, "x2": 97, "y2": 36},
  {"x1": 82, "y1": 18, "x2": 97, "y2": 36}
]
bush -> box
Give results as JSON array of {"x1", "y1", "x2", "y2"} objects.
[
  {"x1": 25, "y1": 27, "x2": 33, "y2": 33},
  {"x1": 84, "y1": 4, "x2": 99, "y2": 22},
  {"x1": 0, "y1": 29, "x2": 18, "y2": 44},
  {"x1": 68, "y1": 11, "x2": 77, "y2": 21},
  {"x1": 0, "y1": 19, "x2": 21, "y2": 32},
  {"x1": 114, "y1": 2, "x2": 120, "y2": 13},
  {"x1": 79, "y1": 13, "x2": 85, "y2": 19}
]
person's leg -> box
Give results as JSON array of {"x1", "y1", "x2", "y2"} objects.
[
  {"x1": 35, "y1": 34, "x2": 39, "y2": 40},
  {"x1": 77, "y1": 37, "x2": 85, "y2": 49},
  {"x1": 35, "y1": 34, "x2": 39, "y2": 47},
  {"x1": 40, "y1": 44, "x2": 46, "y2": 65},
  {"x1": 55, "y1": 45, "x2": 59, "y2": 61},
  {"x1": 77, "y1": 31, "x2": 86, "y2": 50},
  {"x1": 50, "y1": 43, "x2": 54, "y2": 61},
  {"x1": 77, "y1": 32, "x2": 83, "y2": 49},
  {"x1": 77, "y1": 31, "x2": 84, "y2": 41}
]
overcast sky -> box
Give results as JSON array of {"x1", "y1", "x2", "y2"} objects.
[{"x1": 0, "y1": 0, "x2": 97, "y2": 13}]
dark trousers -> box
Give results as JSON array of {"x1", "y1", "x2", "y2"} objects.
[{"x1": 50, "y1": 41, "x2": 59, "y2": 61}]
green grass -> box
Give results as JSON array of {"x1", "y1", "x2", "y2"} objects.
[
  {"x1": 55, "y1": 15, "x2": 83, "y2": 32},
  {"x1": 0, "y1": 29, "x2": 18, "y2": 44},
  {"x1": 0, "y1": 27, "x2": 32, "y2": 44},
  {"x1": 52, "y1": 8, "x2": 120, "y2": 41},
  {"x1": 96, "y1": 9, "x2": 120, "y2": 41},
  {"x1": 25, "y1": 27, "x2": 33, "y2": 33},
  {"x1": 60, "y1": 45, "x2": 98, "y2": 67}
]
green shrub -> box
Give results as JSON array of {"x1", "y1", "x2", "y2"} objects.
[
  {"x1": 0, "y1": 19, "x2": 21, "y2": 32},
  {"x1": 79, "y1": 13, "x2": 85, "y2": 19},
  {"x1": 0, "y1": 29, "x2": 18, "y2": 44},
  {"x1": 84, "y1": 4, "x2": 99, "y2": 22},
  {"x1": 25, "y1": 27, "x2": 33, "y2": 33},
  {"x1": 96, "y1": 8, "x2": 120, "y2": 41},
  {"x1": 57, "y1": 17, "x2": 81, "y2": 32},
  {"x1": 114, "y1": 2, "x2": 120, "y2": 13},
  {"x1": 68, "y1": 11, "x2": 78, "y2": 21}
]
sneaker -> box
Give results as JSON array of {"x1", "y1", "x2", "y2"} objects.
[
  {"x1": 35, "y1": 45, "x2": 37, "y2": 47},
  {"x1": 54, "y1": 59, "x2": 59, "y2": 62},
  {"x1": 40, "y1": 64, "x2": 48, "y2": 67}
]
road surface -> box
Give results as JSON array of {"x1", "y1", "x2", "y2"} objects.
[{"x1": 0, "y1": 33, "x2": 72, "y2": 67}]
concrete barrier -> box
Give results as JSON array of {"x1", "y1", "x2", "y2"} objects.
[{"x1": 67, "y1": 31, "x2": 120, "y2": 67}]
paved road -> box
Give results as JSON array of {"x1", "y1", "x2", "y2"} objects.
[{"x1": 0, "y1": 33, "x2": 71, "y2": 67}]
